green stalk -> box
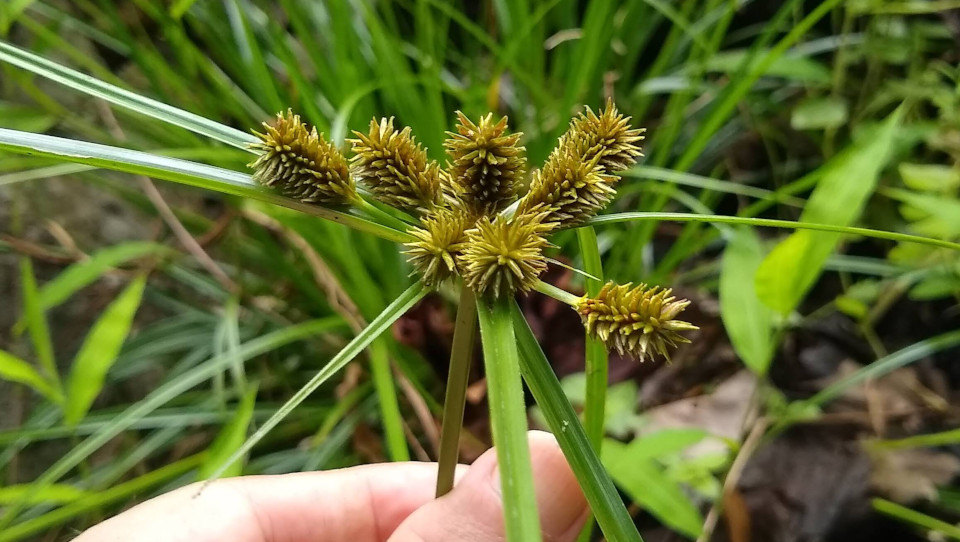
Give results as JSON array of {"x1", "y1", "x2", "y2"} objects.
[
  {"x1": 477, "y1": 295, "x2": 541, "y2": 542},
  {"x1": 511, "y1": 302, "x2": 643, "y2": 542},
  {"x1": 435, "y1": 287, "x2": 478, "y2": 497},
  {"x1": 369, "y1": 338, "x2": 409, "y2": 461},
  {"x1": 576, "y1": 226, "x2": 607, "y2": 542}
]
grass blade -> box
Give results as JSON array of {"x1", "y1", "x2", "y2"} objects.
[
  {"x1": 205, "y1": 283, "x2": 428, "y2": 482},
  {"x1": 511, "y1": 301, "x2": 644, "y2": 542},
  {"x1": 0, "y1": 350, "x2": 62, "y2": 404},
  {"x1": 0, "y1": 128, "x2": 412, "y2": 243},
  {"x1": 873, "y1": 498, "x2": 960, "y2": 540},
  {"x1": 0, "y1": 318, "x2": 344, "y2": 529},
  {"x1": 369, "y1": 337, "x2": 409, "y2": 462},
  {"x1": 477, "y1": 295, "x2": 542, "y2": 542},
  {"x1": 583, "y1": 212, "x2": 960, "y2": 251},
  {"x1": 64, "y1": 275, "x2": 147, "y2": 426},
  {"x1": 0, "y1": 40, "x2": 254, "y2": 149},
  {"x1": 18, "y1": 257, "x2": 59, "y2": 388},
  {"x1": 199, "y1": 384, "x2": 259, "y2": 478}
]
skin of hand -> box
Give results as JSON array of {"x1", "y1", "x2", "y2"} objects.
[{"x1": 75, "y1": 431, "x2": 589, "y2": 542}]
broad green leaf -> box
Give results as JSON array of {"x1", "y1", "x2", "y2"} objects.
[
  {"x1": 199, "y1": 385, "x2": 259, "y2": 479},
  {"x1": 64, "y1": 276, "x2": 147, "y2": 426},
  {"x1": 19, "y1": 258, "x2": 58, "y2": 387},
  {"x1": 886, "y1": 188, "x2": 960, "y2": 239},
  {"x1": 625, "y1": 429, "x2": 709, "y2": 461},
  {"x1": 899, "y1": 163, "x2": 960, "y2": 193},
  {"x1": 0, "y1": 128, "x2": 412, "y2": 244},
  {"x1": 909, "y1": 270, "x2": 960, "y2": 300},
  {"x1": 478, "y1": 296, "x2": 541, "y2": 542},
  {"x1": 0, "y1": 40, "x2": 254, "y2": 149},
  {"x1": 511, "y1": 303, "x2": 643, "y2": 542},
  {"x1": 791, "y1": 97, "x2": 849, "y2": 130},
  {"x1": 603, "y1": 439, "x2": 704, "y2": 539},
  {"x1": 719, "y1": 227, "x2": 776, "y2": 374},
  {"x1": 0, "y1": 350, "x2": 62, "y2": 404},
  {"x1": 755, "y1": 109, "x2": 902, "y2": 314},
  {"x1": 0, "y1": 484, "x2": 85, "y2": 505}
]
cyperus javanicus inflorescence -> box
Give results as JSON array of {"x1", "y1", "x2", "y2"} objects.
[
  {"x1": 247, "y1": 102, "x2": 695, "y2": 360},
  {"x1": 577, "y1": 282, "x2": 698, "y2": 362}
]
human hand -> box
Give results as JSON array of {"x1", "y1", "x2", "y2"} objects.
[{"x1": 75, "y1": 431, "x2": 588, "y2": 542}]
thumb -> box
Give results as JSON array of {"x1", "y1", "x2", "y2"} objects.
[{"x1": 389, "y1": 431, "x2": 588, "y2": 542}]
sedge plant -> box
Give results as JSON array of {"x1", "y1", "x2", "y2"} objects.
[{"x1": 2, "y1": 39, "x2": 960, "y2": 542}]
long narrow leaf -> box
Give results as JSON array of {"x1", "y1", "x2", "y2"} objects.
[
  {"x1": 18, "y1": 258, "x2": 59, "y2": 388},
  {"x1": 199, "y1": 385, "x2": 259, "y2": 478},
  {"x1": 511, "y1": 301, "x2": 644, "y2": 542},
  {"x1": 0, "y1": 40, "x2": 254, "y2": 149},
  {"x1": 0, "y1": 350, "x2": 62, "y2": 404},
  {"x1": 64, "y1": 275, "x2": 146, "y2": 426},
  {"x1": 584, "y1": 212, "x2": 960, "y2": 251},
  {"x1": 205, "y1": 283, "x2": 428, "y2": 482},
  {"x1": 0, "y1": 128, "x2": 412, "y2": 243}
]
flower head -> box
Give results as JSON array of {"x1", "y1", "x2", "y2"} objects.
[
  {"x1": 404, "y1": 207, "x2": 469, "y2": 286},
  {"x1": 349, "y1": 117, "x2": 443, "y2": 212},
  {"x1": 577, "y1": 281, "x2": 697, "y2": 361},
  {"x1": 249, "y1": 110, "x2": 356, "y2": 205},
  {"x1": 517, "y1": 100, "x2": 643, "y2": 226},
  {"x1": 460, "y1": 210, "x2": 554, "y2": 298},
  {"x1": 444, "y1": 112, "x2": 525, "y2": 217}
]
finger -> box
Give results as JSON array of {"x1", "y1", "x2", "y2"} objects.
[
  {"x1": 389, "y1": 431, "x2": 589, "y2": 542},
  {"x1": 75, "y1": 462, "x2": 467, "y2": 542}
]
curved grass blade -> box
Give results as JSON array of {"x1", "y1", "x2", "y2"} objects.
[
  {"x1": 0, "y1": 40, "x2": 255, "y2": 149},
  {"x1": 584, "y1": 212, "x2": 960, "y2": 251},
  {"x1": 478, "y1": 296, "x2": 542, "y2": 542},
  {"x1": 511, "y1": 301, "x2": 644, "y2": 542},
  {"x1": 18, "y1": 258, "x2": 58, "y2": 387},
  {"x1": 0, "y1": 318, "x2": 343, "y2": 529},
  {"x1": 0, "y1": 128, "x2": 412, "y2": 243},
  {"x1": 0, "y1": 350, "x2": 62, "y2": 404},
  {"x1": 203, "y1": 283, "x2": 428, "y2": 482}
]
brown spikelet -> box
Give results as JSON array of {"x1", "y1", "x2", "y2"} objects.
[
  {"x1": 444, "y1": 112, "x2": 526, "y2": 217},
  {"x1": 517, "y1": 100, "x2": 644, "y2": 225},
  {"x1": 577, "y1": 281, "x2": 698, "y2": 362},
  {"x1": 460, "y1": 210, "x2": 554, "y2": 298},
  {"x1": 403, "y1": 208, "x2": 469, "y2": 286},
  {"x1": 349, "y1": 117, "x2": 443, "y2": 212},
  {"x1": 249, "y1": 110, "x2": 356, "y2": 205}
]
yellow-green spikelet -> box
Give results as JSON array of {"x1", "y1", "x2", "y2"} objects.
[
  {"x1": 444, "y1": 112, "x2": 525, "y2": 217},
  {"x1": 249, "y1": 110, "x2": 356, "y2": 205},
  {"x1": 460, "y1": 210, "x2": 554, "y2": 298},
  {"x1": 577, "y1": 281, "x2": 698, "y2": 361},
  {"x1": 518, "y1": 100, "x2": 644, "y2": 225},
  {"x1": 404, "y1": 208, "x2": 469, "y2": 287},
  {"x1": 349, "y1": 117, "x2": 443, "y2": 212}
]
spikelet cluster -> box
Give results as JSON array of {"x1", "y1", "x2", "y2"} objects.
[
  {"x1": 444, "y1": 112, "x2": 525, "y2": 217},
  {"x1": 349, "y1": 117, "x2": 443, "y2": 212},
  {"x1": 460, "y1": 210, "x2": 554, "y2": 298},
  {"x1": 518, "y1": 100, "x2": 644, "y2": 226},
  {"x1": 577, "y1": 282, "x2": 698, "y2": 361},
  {"x1": 403, "y1": 208, "x2": 469, "y2": 287},
  {"x1": 249, "y1": 110, "x2": 356, "y2": 205}
]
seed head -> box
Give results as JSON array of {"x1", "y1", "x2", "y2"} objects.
[
  {"x1": 349, "y1": 117, "x2": 443, "y2": 212},
  {"x1": 444, "y1": 112, "x2": 526, "y2": 217},
  {"x1": 577, "y1": 282, "x2": 698, "y2": 362},
  {"x1": 567, "y1": 99, "x2": 645, "y2": 174},
  {"x1": 517, "y1": 100, "x2": 644, "y2": 226},
  {"x1": 460, "y1": 210, "x2": 554, "y2": 298},
  {"x1": 249, "y1": 110, "x2": 356, "y2": 205},
  {"x1": 403, "y1": 208, "x2": 469, "y2": 287}
]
